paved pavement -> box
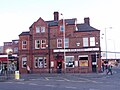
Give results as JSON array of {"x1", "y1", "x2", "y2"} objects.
[{"x1": 0, "y1": 66, "x2": 118, "y2": 82}]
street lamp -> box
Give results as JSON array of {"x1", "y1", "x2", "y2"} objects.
[
  {"x1": 48, "y1": 23, "x2": 51, "y2": 73},
  {"x1": 61, "y1": 13, "x2": 66, "y2": 73}
]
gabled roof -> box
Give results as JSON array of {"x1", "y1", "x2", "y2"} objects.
[
  {"x1": 76, "y1": 23, "x2": 99, "y2": 32},
  {"x1": 19, "y1": 31, "x2": 30, "y2": 36}
]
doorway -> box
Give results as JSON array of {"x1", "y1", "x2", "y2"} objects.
[
  {"x1": 91, "y1": 54, "x2": 97, "y2": 72},
  {"x1": 57, "y1": 61, "x2": 62, "y2": 73}
]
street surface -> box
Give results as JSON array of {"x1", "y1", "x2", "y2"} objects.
[{"x1": 0, "y1": 66, "x2": 120, "y2": 90}]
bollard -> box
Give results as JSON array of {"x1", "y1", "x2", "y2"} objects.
[{"x1": 15, "y1": 71, "x2": 20, "y2": 80}]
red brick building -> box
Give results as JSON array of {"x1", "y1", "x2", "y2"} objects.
[{"x1": 19, "y1": 12, "x2": 101, "y2": 73}]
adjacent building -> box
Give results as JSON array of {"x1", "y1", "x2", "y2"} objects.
[
  {"x1": 0, "y1": 40, "x2": 19, "y2": 73},
  {"x1": 19, "y1": 12, "x2": 101, "y2": 73}
]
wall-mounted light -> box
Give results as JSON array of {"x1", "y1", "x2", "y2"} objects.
[{"x1": 76, "y1": 42, "x2": 80, "y2": 47}]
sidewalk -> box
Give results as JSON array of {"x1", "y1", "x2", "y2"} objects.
[
  {"x1": 15, "y1": 72, "x2": 106, "y2": 81},
  {"x1": 0, "y1": 71, "x2": 110, "y2": 82}
]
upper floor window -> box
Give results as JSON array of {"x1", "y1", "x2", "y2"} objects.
[
  {"x1": 35, "y1": 40, "x2": 40, "y2": 49},
  {"x1": 90, "y1": 37, "x2": 95, "y2": 46},
  {"x1": 36, "y1": 26, "x2": 40, "y2": 33},
  {"x1": 83, "y1": 37, "x2": 88, "y2": 47},
  {"x1": 41, "y1": 27, "x2": 45, "y2": 33},
  {"x1": 60, "y1": 25, "x2": 64, "y2": 32},
  {"x1": 41, "y1": 39, "x2": 46, "y2": 49},
  {"x1": 57, "y1": 39, "x2": 62, "y2": 48},
  {"x1": 13, "y1": 47, "x2": 18, "y2": 53},
  {"x1": 65, "y1": 38, "x2": 69, "y2": 48},
  {"x1": 22, "y1": 40, "x2": 27, "y2": 49}
]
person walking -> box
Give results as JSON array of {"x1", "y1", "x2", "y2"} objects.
[
  {"x1": 102, "y1": 63, "x2": 105, "y2": 72},
  {"x1": 27, "y1": 65, "x2": 31, "y2": 74},
  {"x1": 107, "y1": 64, "x2": 113, "y2": 75}
]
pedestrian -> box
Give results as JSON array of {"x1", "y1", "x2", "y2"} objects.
[
  {"x1": 102, "y1": 63, "x2": 105, "y2": 72},
  {"x1": 27, "y1": 65, "x2": 31, "y2": 74},
  {"x1": 107, "y1": 64, "x2": 113, "y2": 75}
]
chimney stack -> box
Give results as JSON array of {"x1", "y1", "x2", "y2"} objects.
[
  {"x1": 54, "y1": 12, "x2": 59, "y2": 21},
  {"x1": 84, "y1": 17, "x2": 90, "y2": 25}
]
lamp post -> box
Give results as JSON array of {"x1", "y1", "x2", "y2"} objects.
[
  {"x1": 48, "y1": 23, "x2": 51, "y2": 73},
  {"x1": 61, "y1": 13, "x2": 66, "y2": 73}
]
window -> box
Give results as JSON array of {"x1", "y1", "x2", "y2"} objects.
[
  {"x1": 22, "y1": 57, "x2": 27, "y2": 68},
  {"x1": 79, "y1": 55, "x2": 88, "y2": 67},
  {"x1": 65, "y1": 38, "x2": 69, "y2": 48},
  {"x1": 66, "y1": 56, "x2": 74, "y2": 68},
  {"x1": 41, "y1": 39, "x2": 46, "y2": 49},
  {"x1": 41, "y1": 27, "x2": 45, "y2": 33},
  {"x1": 36, "y1": 26, "x2": 40, "y2": 33},
  {"x1": 34, "y1": 56, "x2": 47, "y2": 68},
  {"x1": 90, "y1": 37, "x2": 95, "y2": 46},
  {"x1": 60, "y1": 25, "x2": 64, "y2": 31},
  {"x1": 83, "y1": 37, "x2": 88, "y2": 47},
  {"x1": 57, "y1": 39, "x2": 62, "y2": 48},
  {"x1": 22, "y1": 40, "x2": 27, "y2": 49},
  {"x1": 35, "y1": 40, "x2": 40, "y2": 49},
  {"x1": 13, "y1": 47, "x2": 18, "y2": 53}
]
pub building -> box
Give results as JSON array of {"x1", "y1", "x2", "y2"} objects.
[{"x1": 19, "y1": 11, "x2": 101, "y2": 73}]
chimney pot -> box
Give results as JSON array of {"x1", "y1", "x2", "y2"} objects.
[
  {"x1": 84, "y1": 17, "x2": 90, "y2": 25},
  {"x1": 54, "y1": 12, "x2": 59, "y2": 21}
]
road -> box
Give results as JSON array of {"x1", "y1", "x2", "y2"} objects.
[{"x1": 0, "y1": 66, "x2": 120, "y2": 90}]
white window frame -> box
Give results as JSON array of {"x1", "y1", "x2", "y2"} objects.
[
  {"x1": 22, "y1": 40, "x2": 27, "y2": 49},
  {"x1": 41, "y1": 27, "x2": 45, "y2": 33},
  {"x1": 35, "y1": 40, "x2": 40, "y2": 49},
  {"x1": 83, "y1": 37, "x2": 88, "y2": 47},
  {"x1": 57, "y1": 39, "x2": 62, "y2": 48},
  {"x1": 66, "y1": 56, "x2": 74, "y2": 68},
  {"x1": 36, "y1": 26, "x2": 40, "y2": 33},
  {"x1": 65, "y1": 38, "x2": 69, "y2": 48},
  {"x1": 41, "y1": 39, "x2": 46, "y2": 49},
  {"x1": 22, "y1": 57, "x2": 27, "y2": 68},
  {"x1": 90, "y1": 37, "x2": 95, "y2": 46},
  {"x1": 34, "y1": 56, "x2": 47, "y2": 68}
]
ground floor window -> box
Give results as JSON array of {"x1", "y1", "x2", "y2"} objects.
[
  {"x1": 79, "y1": 55, "x2": 88, "y2": 67},
  {"x1": 34, "y1": 56, "x2": 47, "y2": 68},
  {"x1": 66, "y1": 56, "x2": 74, "y2": 68},
  {"x1": 22, "y1": 57, "x2": 27, "y2": 68}
]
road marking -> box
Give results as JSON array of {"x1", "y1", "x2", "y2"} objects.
[
  {"x1": 62, "y1": 78, "x2": 70, "y2": 81},
  {"x1": 16, "y1": 82, "x2": 25, "y2": 84},
  {"x1": 56, "y1": 80, "x2": 65, "y2": 81},
  {"x1": 45, "y1": 84, "x2": 56, "y2": 87},
  {"x1": 45, "y1": 77, "x2": 49, "y2": 80},
  {"x1": 65, "y1": 86, "x2": 77, "y2": 89},
  {"x1": 4, "y1": 82, "x2": 13, "y2": 83},
  {"x1": 29, "y1": 83, "x2": 38, "y2": 86}
]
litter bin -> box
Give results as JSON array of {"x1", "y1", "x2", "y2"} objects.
[{"x1": 15, "y1": 71, "x2": 20, "y2": 80}]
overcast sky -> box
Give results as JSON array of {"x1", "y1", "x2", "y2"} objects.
[{"x1": 0, "y1": 0, "x2": 120, "y2": 53}]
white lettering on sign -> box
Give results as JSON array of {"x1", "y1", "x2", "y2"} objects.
[{"x1": 53, "y1": 48, "x2": 99, "y2": 52}]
